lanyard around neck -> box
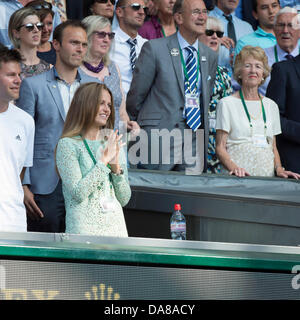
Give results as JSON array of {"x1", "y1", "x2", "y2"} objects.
[
  {"x1": 179, "y1": 47, "x2": 200, "y2": 94},
  {"x1": 82, "y1": 137, "x2": 111, "y2": 170},
  {"x1": 274, "y1": 45, "x2": 300, "y2": 63},
  {"x1": 239, "y1": 89, "x2": 267, "y2": 135}
]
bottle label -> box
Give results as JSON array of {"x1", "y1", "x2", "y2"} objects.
[{"x1": 171, "y1": 222, "x2": 186, "y2": 232}]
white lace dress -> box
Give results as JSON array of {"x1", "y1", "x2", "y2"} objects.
[
  {"x1": 216, "y1": 95, "x2": 281, "y2": 176},
  {"x1": 56, "y1": 136, "x2": 130, "y2": 237}
]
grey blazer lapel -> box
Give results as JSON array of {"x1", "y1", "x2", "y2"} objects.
[
  {"x1": 46, "y1": 69, "x2": 66, "y2": 121},
  {"x1": 198, "y1": 43, "x2": 210, "y2": 113},
  {"x1": 167, "y1": 34, "x2": 185, "y2": 98}
]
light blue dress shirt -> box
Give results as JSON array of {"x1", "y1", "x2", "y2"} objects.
[
  {"x1": 235, "y1": 27, "x2": 277, "y2": 55},
  {"x1": 209, "y1": 6, "x2": 253, "y2": 43},
  {"x1": 0, "y1": 0, "x2": 61, "y2": 48},
  {"x1": 279, "y1": 0, "x2": 299, "y2": 9},
  {"x1": 218, "y1": 44, "x2": 232, "y2": 76}
]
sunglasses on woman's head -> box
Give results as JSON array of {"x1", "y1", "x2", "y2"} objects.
[
  {"x1": 120, "y1": 3, "x2": 148, "y2": 13},
  {"x1": 95, "y1": 0, "x2": 116, "y2": 4},
  {"x1": 205, "y1": 29, "x2": 224, "y2": 38},
  {"x1": 31, "y1": 3, "x2": 52, "y2": 10},
  {"x1": 19, "y1": 22, "x2": 44, "y2": 32},
  {"x1": 93, "y1": 31, "x2": 115, "y2": 40}
]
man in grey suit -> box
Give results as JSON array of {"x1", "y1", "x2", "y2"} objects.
[
  {"x1": 127, "y1": 0, "x2": 218, "y2": 173},
  {"x1": 16, "y1": 20, "x2": 99, "y2": 233}
]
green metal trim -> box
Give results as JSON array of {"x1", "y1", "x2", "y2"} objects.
[{"x1": 0, "y1": 242, "x2": 299, "y2": 272}]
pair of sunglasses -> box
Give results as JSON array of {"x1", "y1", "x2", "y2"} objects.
[
  {"x1": 19, "y1": 22, "x2": 44, "y2": 32},
  {"x1": 205, "y1": 29, "x2": 224, "y2": 38},
  {"x1": 120, "y1": 3, "x2": 148, "y2": 13},
  {"x1": 30, "y1": 3, "x2": 52, "y2": 10},
  {"x1": 95, "y1": 0, "x2": 116, "y2": 4},
  {"x1": 94, "y1": 31, "x2": 115, "y2": 40}
]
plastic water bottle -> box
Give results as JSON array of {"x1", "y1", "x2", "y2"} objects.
[{"x1": 170, "y1": 204, "x2": 186, "y2": 240}]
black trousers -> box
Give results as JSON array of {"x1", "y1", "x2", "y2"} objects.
[{"x1": 27, "y1": 180, "x2": 66, "y2": 233}]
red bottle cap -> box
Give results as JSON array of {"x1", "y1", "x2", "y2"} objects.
[{"x1": 174, "y1": 204, "x2": 181, "y2": 211}]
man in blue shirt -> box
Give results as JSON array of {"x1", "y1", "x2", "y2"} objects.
[
  {"x1": 209, "y1": 0, "x2": 253, "y2": 76},
  {"x1": 235, "y1": 0, "x2": 280, "y2": 54},
  {"x1": 209, "y1": 0, "x2": 253, "y2": 46},
  {"x1": 0, "y1": 0, "x2": 61, "y2": 48}
]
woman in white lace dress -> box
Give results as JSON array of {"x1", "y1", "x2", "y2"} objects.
[
  {"x1": 56, "y1": 82, "x2": 131, "y2": 236},
  {"x1": 216, "y1": 46, "x2": 300, "y2": 179}
]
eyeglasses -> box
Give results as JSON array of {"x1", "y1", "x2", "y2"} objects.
[
  {"x1": 274, "y1": 22, "x2": 297, "y2": 30},
  {"x1": 30, "y1": 2, "x2": 52, "y2": 10},
  {"x1": 191, "y1": 8, "x2": 208, "y2": 16},
  {"x1": 120, "y1": 3, "x2": 148, "y2": 14},
  {"x1": 19, "y1": 22, "x2": 44, "y2": 32},
  {"x1": 95, "y1": 0, "x2": 116, "y2": 4},
  {"x1": 93, "y1": 31, "x2": 115, "y2": 40},
  {"x1": 205, "y1": 29, "x2": 224, "y2": 38}
]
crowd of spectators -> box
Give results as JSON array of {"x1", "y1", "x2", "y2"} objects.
[{"x1": 1, "y1": 0, "x2": 300, "y2": 235}]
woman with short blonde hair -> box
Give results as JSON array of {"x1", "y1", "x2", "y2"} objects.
[
  {"x1": 234, "y1": 45, "x2": 270, "y2": 86},
  {"x1": 216, "y1": 45, "x2": 300, "y2": 179}
]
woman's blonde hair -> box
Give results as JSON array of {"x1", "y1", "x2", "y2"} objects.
[
  {"x1": 82, "y1": 15, "x2": 112, "y2": 66},
  {"x1": 206, "y1": 16, "x2": 224, "y2": 32},
  {"x1": 61, "y1": 82, "x2": 115, "y2": 139},
  {"x1": 8, "y1": 7, "x2": 40, "y2": 49},
  {"x1": 234, "y1": 45, "x2": 271, "y2": 86}
]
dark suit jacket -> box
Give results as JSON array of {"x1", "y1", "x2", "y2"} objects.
[
  {"x1": 66, "y1": 0, "x2": 85, "y2": 20},
  {"x1": 243, "y1": 0, "x2": 258, "y2": 30},
  {"x1": 266, "y1": 54, "x2": 300, "y2": 173}
]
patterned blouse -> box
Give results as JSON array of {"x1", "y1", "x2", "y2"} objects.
[
  {"x1": 20, "y1": 59, "x2": 51, "y2": 80},
  {"x1": 207, "y1": 66, "x2": 233, "y2": 174}
]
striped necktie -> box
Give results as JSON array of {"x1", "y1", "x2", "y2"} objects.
[
  {"x1": 127, "y1": 38, "x2": 137, "y2": 71},
  {"x1": 185, "y1": 46, "x2": 201, "y2": 131}
]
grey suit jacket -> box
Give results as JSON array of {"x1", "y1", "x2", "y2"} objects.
[
  {"x1": 16, "y1": 68, "x2": 100, "y2": 195},
  {"x1": 127, "y1": 32, "x2": 218, "y2": 171}
]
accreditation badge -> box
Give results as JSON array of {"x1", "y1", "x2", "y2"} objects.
[
  {"x1": 185, "y1": 93, "x2": 200, "y2": 110},
  {"x1": 252, "y1": 134, "x2": 269, "y2": 148}
]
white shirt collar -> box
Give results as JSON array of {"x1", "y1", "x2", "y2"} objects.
[
  {"x1": 115, "y1": 26, "x2": 138, "y2": 43},
  {"x1": 213, "y1": 6, "x2": 236, "y2": 18},
  {"x1": 276, "y1": 43, "x2": 299, "y2": 59}
]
